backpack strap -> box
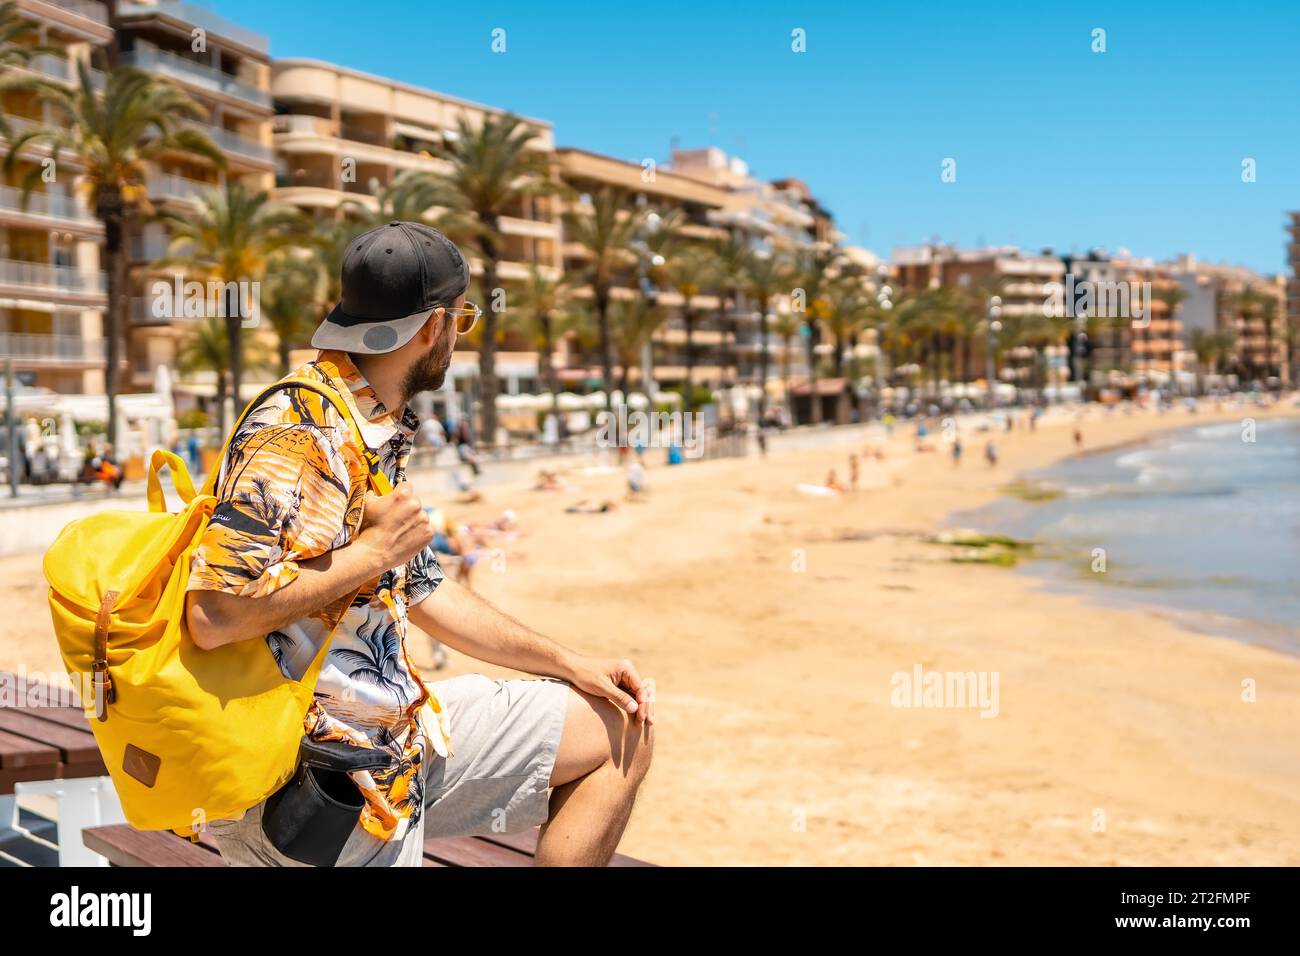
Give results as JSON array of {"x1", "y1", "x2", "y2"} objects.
[{"x1": 200, "y1": 376, "x2": 395, "y2": 499}]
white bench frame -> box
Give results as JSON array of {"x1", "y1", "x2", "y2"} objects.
[{"x1": 0, "y1": 776, "x2": 125, "y2": 867}]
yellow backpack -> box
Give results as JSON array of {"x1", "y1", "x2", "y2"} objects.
[{"x1": 44, "y1": 376, "x2": 392, "y2": 835}]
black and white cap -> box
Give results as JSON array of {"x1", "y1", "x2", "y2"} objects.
[{"x1": 311, "y1": 220, "x2": 470, "y2": 354}]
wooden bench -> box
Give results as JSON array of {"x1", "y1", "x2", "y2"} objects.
[
  {"x1": 2, "y1": 672, "x2": 655, "y2": 867},
  {"x1": 0, "y1": 678, "x2": 106, "y2": 794},
  {"x1": 84, "y1": 823, "x2": 657, "y2": 867},
  {"x1": 0, "y1": 672, "x2": 118, "y2": 865}
]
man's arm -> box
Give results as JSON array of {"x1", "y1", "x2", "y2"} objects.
[
  {"x1": 409, "y1": 577, "x2": 655, "y2": 724},
  {"x1": 408, "y1": 576, "x2": 575, "y2": 678},
  {"x1": 187, "y1": 539, "x2": 391, "y2": 649},
  {"x1": 187, "y1": 484, "x2": 434, "y2": 649}
]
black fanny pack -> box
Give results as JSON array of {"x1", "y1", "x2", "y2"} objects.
[{"x1": 261, "y1": 736, "x2": 397, "y2": 867}]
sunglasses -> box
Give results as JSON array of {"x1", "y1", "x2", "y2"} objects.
[{"x1": 443, "y1": 301, "x2": 481, "y2": 335}]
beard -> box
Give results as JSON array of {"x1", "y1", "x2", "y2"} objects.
[{"x1": 400, "y1": 333, "x2": 454, "y2": 402}]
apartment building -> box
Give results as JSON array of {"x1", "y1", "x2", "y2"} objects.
[
  {"x1": 891, "y1": 243, "x2": 1067, "y2": 389},
  {"x1": 554, "y1": 146, "x2": 731, "y2": 394},
  {"x1": 1170, "y1": 253, "x2": 1287, "y2": 386},
  {"x1": 271, "y1": 58, "x2": 561, "y2": 402},
  {"x1": 670, "y1": 148, "x2": 834, "y2": 393},
  {"x1": 0, "y1": 0, "x2": 112, "y2": 395},
  {"x1": 552, "y1": 145, "x2": 834, "y2": 400},
  {"x1": 114, "y1": 0, "x2": 275, "y2": 394},
  {"x1": 1, "y1": 0, "x2": 275, "y2": 402}
]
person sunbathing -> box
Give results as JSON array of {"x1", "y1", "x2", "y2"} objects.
[
  {"x1": 565, "y1": 499, "x2": 617, "y2": 514},
  {"x1": 534, "y1": 468, "x2": 564, "y2": 492}
]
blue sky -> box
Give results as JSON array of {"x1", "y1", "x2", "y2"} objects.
[{"x1": 210, "y1": 0, "x2": 1300, "y2": 274}]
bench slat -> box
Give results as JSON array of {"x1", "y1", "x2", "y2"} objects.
[
  {"x1": 83, "y1": 824, "x2": 653, "y2": 867},
  {"x1": 478, "y1": 827, "x2": 657, "y2": 866},
  {"x1": 422, "y1": 834, "x2": 534, "y2": 867},
  {"x1": 0, "y1": 709, "x2": 103, "y2": 764},
  {"x1": 83, "y1": 825, "x2": 226, "y2": 868},
  {"x1": 0, "y1": 728, "x2": 60, "y2": 769},
  {"x1": 22, "y1": 706, "x2": 97, "y2": 733}
]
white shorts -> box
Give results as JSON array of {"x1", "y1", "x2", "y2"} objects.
[{"x1": 209, "y1": 675, "x2": 571, "y2": 867}]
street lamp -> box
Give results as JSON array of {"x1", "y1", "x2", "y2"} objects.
[
  {"x1": 874, "y1": 270, "x2": 893, "y2": 415},
  {"x1": 986, "y1": 295, "x2": 1002, "y2": 408}
]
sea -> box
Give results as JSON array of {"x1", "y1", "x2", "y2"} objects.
[{"x1": 955, "y1": 416, "x2": 1300, "y2": 656}]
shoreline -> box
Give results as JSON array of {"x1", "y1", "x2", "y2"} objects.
[
  {"x1": 955, "y1": 412, "x2": 1300, "y2": 661},
  {"x1": 2, "y1": 401, "x2": 1299, "y2": 864}
]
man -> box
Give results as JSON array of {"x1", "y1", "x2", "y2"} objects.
[{"x1": 185, "y1": 222, "x2": 654, "y2": 867}]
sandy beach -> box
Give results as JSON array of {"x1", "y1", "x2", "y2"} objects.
[{"x1": 3, "y1": 402, "x2": 1299, "y2": 865}]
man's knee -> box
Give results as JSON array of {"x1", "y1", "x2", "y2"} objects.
[
  {"x1": 617, "y1": 709, "x2": 654, "y2": 788},
  {"x1": 585, "y1": 692, "x2": 654, "y2": 783}
]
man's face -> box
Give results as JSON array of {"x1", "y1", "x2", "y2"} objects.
[{"x1": 400, "y1": 294, "x2": 463, "y2": 402}]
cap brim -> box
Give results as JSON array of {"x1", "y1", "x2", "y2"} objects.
[{"x1": 311, "y1": 304, "x2": 438, "y2": 354}]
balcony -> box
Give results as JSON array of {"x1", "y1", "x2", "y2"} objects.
[
  {"x1": 0, "y1": 258, "x2": 106, "y2": 295},
  {"x1": 31, "y1": 0, "x2": 109, "y2": 25},
  {"x1": 188, "y1": 122, "x2": 273, "y2": 163},
  {"x1": 0, "y1": 184, "x2": 98, "y2": 227},
  {"x1": 0, "y1": 332, "x2": 105, "y2": 364},
  {"x1": 119, "y1": 2, "x2": 269, "y2": 56},
  {"x1": 120, "y1": 48, "x2": 271, "y2": 109},
  {"x1": 21, "y1": 53, "x2": 105, "y2": 89},
  {"x1": 274, "y1": 114, "x2": 338, "y2": 137},
  {"x1": 146, "y1": 170, "x2": 217, "y2": 203},
  {"x1": 340, "y1": 123, "x2": 388, "y2": 147}
]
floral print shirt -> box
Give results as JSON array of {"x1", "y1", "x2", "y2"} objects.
[{"x1": 187, "y1": 350, "x2": 450, "y2": 844}]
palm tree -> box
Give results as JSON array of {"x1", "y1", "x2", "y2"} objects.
[
  {"x1": 153, "y1": 181, "x2": 306, "y2": 407},
  {"x1": 824, "y1": 276, "x2": 871, "y2": 379},
  {"x1": 1231, "y1": 285, "x2": 1278, "y2": 385},
  {"x1": 889, "y1": 287, "x2": 941, "y2": 392},
  {"x1": 342, "y1": 168, "x2": 444, "y2": 227},
  {"x1": 792, "y1": 247, "x2": 840, "y2": 423},
  {"x1": 951, "y1": 277, "x2": 1004, "y2": 384},
  {"x1": 611, "y1": 296, "x2": 666, "y2": 400},
  {"x1": 509, "y1": 264, "x2": 571, "y2": 403},
  {"x1": 429, "y1": 112, "x2": 558, "y2": 445},
  {"x1": 665, "y1": 250, "x2": 717, "y2": 412},
  {"x1": 177, "y1": 317, "x2": 231, "y2": 437},
  {"x1": 743, "y1": 248, "x2": 790, "y2": 419},
  {"x1": 4, "y1": 64, "x2": 223, "y2": 447},
  {"x1": 261, "y1": 253, "x2": 319, "y2": 374},
  {"x1": 563, "y1": 187, "x2": 644, "y2": 409},
  {"x1": 1190, "y1": 328, "x2": 1235, "y2": 395},
  {"x1": 711, "y1": 234, "x2": 750, "y2": 388},
  {"x1": 770, "y1": 310, "x2": 801, "y2": 422}
]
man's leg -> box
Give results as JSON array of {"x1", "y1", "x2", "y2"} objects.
[{"x1": 535, "y1": 687, "x2": 654, "y2": 867}]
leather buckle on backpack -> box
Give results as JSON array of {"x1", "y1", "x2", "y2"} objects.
[
  {"x1": 92, "y1": 589, "x2": 119, "y2": 722},
  {"x1": 92, "y1": 661, "x2": 114, "y2": 721}
]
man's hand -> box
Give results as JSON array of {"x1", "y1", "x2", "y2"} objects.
[
  {"x1": 355, "y1": 483, "x2": 434, "y2": 570},
  {"x1": 406, "y1": 579, "x2": 655, "y2": 725},
  {"x1": 566, "y1": 655, "x2": 656, "y2": 726}
]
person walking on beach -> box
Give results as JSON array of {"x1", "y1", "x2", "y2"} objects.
[
  {"x1": 848, "y1": 453, "x2": 860, "y2": 490},
  {"x1": 186, "y1": 222, "x2": 654, "y2": 867},
  {"x1": 626, "y1": 458, "x2": 647, "y2": 500},
  {"x1": 984, "y1": 438, "x2": 998, "y2": 467},
  {"x1": 952, "y1": 436, "x2": 963, "y2": 467}
]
